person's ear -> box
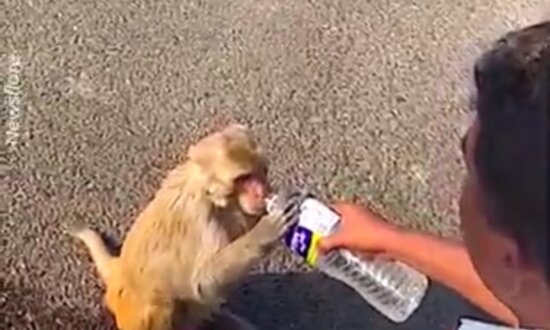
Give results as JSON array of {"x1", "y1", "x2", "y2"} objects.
[{"x1": 491, "y1": 233, "x2": 522, "y2": 298}]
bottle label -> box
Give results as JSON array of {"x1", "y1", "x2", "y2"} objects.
[{"x1": 284, "y1": 198, "x2": 341, "y2": 265}]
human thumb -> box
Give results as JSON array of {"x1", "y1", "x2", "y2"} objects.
[{"x1": 318, "y1": 233, "x2": 344, "y2": 254}]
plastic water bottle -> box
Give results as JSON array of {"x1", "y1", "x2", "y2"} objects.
[{"x1": 266, "y1": 191, "x2": 429, "y2": 323}]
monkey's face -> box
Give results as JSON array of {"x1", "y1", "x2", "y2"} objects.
[
  {"x1": 188, "y1": 125, "x2": 271, "y2": 216},
  {"x1": 232, "y1": 167, "x2": 269, "y2": 216}
]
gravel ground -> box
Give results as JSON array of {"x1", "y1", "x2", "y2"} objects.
[{"x1": 2, "y1": 0, "x2": 548, "y2": 329}]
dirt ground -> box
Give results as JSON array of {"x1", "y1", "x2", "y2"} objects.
[{"x1": 2, "y1": 0, "x2": 548, "y2": 329}]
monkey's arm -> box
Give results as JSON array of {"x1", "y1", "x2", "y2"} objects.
[
  {"x1": 192, "y1": 229, "x2": 270, "y2": 304},
  {"x1": 192, "y1": 208, "x2": 297, "y2": 304}
]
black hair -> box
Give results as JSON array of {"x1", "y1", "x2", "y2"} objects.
[{"x1": 473, "y1": 21, "x2": 549, "y2": 279}]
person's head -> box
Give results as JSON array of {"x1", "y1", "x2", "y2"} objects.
[{"x1": 459, "y1": 21, "x2": 549, "y2": 325}]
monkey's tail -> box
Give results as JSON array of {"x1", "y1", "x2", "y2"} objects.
[{"x1": 73, "y1": 228, "x2": 117, "y2": 283}]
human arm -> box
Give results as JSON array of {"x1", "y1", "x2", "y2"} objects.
[{"x1": 318, "y1": 202, "x2": 518, "y2": 326}]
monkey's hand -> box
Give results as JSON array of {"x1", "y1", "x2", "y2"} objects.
[{"x1": 247, "y1": 195, "x2": 301, "y2": 246}]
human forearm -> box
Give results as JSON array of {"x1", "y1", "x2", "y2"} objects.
[
  {"x1": 382, "y1": 229, "x2": 518, "y2": 325},
  {"x1": 319, "y1": 202, "x2": 518, "y2": 325}
]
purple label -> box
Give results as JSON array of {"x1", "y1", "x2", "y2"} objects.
[{"x1": 284, "y1": 225, "x2": 313, "y2": 258}]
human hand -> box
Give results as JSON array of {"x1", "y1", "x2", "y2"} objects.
[{"x1": 318, "y1": 201, "x2": 400, "y2": 255}]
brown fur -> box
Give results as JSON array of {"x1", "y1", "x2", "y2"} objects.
[{"x1": 73, "y1": 125, "x2": 291, "y2": 330}]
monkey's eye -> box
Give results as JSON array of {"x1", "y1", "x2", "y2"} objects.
[{"x1": 234, "y1": 173, "x2": 254, "y2": 185}]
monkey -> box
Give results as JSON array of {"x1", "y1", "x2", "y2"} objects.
[{"x1": 72, "y1": 125, "x2": 298, "y2": 330}]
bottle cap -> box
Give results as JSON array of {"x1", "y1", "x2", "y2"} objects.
[{"x1": 266, "y1": 186, "x2": 310, "y2": 214}]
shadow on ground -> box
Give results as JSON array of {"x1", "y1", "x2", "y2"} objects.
[{"x1": 1, "y1": 272, "x2": 494, "y2": 330}]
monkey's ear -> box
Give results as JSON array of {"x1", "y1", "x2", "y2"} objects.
[{"x1": 206, "y1": 181, "x2": 231, "y2": 208}]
